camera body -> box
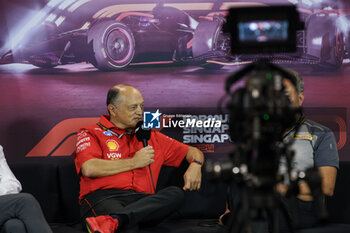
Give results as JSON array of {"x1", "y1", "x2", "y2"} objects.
[{"x1": 223, "y1": 5, "x2": 303, "y2": 54}]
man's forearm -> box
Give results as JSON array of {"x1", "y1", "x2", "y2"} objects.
[
  {"x1": 81, "y1": 158, "x2": 136, "y2": 178},
  {"x1": 185, "y1": 146, "x2": 204, "y2": 165}
]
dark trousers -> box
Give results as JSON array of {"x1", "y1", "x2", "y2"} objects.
[
  {"x1": 225, "y1": 184, "x2": 317, "y2": 233},
  {"x1": 80, "y1": 186, "x2": 184, "y2": 230},
  {"x1": 0, "y1": 193, "x2": 52, "y2": 233},
  {"x1": 273, "y1": 198, "x2": 317, "y2": 233}
]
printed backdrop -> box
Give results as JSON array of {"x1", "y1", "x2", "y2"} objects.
[{"x1": 0, "y1": 0, "x2": 349, "y2": 164}]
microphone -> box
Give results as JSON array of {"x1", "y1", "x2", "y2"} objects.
[
  {"x1": 135, "y1": 121, "x2": 155, "y2": 192},
  {"x1": 135, "y1": 121, "x2": 151, "y2": 147}
]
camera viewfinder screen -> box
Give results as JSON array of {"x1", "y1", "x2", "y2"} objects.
[{"x1": 238, "y1": 20, "x2": 289, "y2": 43}]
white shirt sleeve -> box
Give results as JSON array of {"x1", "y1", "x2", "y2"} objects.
[{"x1": 0, "y1": 145, "x2": 22, "y2": 195}]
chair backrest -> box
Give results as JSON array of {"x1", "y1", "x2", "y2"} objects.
[
  {"x1": 9, "y1": 161, "x2": 62, "y2": 223},
  {"x1": 157, "y1": 160, "x2": 228, "y2": 219},
  {"x1": 57, "y1": 160, "x2": 81, "y2": 223}
]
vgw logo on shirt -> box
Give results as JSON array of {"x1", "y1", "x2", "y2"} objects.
[{"x1": 143, "y1": 109, "x2": 162, "y2": 129}]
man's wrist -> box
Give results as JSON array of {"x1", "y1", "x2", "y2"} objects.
[{"x1": 190, "y1": 158, "x2": 203, "y2": 167}]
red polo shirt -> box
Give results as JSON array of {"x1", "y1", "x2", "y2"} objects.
[{"x1": 74, "y1": 115, "x2": 189, "y2": 201}]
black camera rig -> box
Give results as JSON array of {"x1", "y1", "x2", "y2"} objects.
[{"x1": 205, "y1": 5, "x2": 326, "y2": 233}]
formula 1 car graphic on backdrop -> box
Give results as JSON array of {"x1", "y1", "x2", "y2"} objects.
[{"x1": 0, "y1": 0, "x2": 349, "y2": 71}]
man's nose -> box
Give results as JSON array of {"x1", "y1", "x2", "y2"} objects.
[{"x1": 136, "y1": 106, "x2": 143, "y2": 115}]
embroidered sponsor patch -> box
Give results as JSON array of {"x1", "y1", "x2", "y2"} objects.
[
  {"x1": 77, "y1": 142, "x2": 91, "y2": 152},
  {"x1": 77, "y1": 130, "x2": 88, "y2": 140},
  {"x1": 294, "y1": 135, "x2": 313, "y2": 140},
  {"x1": 106, "y1": 139, "x2": 119, "y2": 151},
  {"x1": 107, "y1": 152, "x2": 122, "y2": 159},
  {"x1": 76, "y1": 137, "x2": 90, "y2": 146},
  {"x1": 103, "y1": 131, "x2": 113, "y2": 136}
]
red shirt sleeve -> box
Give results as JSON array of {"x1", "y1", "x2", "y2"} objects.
[
  {"x1": 153, "y1": 131, "x2": 189, "y2": 167},
  {"x1": 74, "y1": 128, "x2": 102, "y2": 175}
]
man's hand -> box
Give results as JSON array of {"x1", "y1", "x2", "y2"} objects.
[
  {"x1": 132, "y1": 146, "x2": 154, "y2": 169},
  {"x1": 183, "y1": 163, "x2": 202, "y2": 191}
]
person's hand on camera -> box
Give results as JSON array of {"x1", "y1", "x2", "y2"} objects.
[{"x1": 132, "y1": 146, "x2": 154, "y2": 169}]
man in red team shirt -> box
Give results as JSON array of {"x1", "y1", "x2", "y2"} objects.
[{"x1": 74, "y1": 84, "x2": 204, "y2": 233}]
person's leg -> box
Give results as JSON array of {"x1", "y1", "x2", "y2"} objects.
[
  {"x1": 296, "y1": 199, "x2": 317, "y2": 228},
  {"x1": 81, "y1": 189, "x2": 146, "y2": 232},
  {"x1": 269, "y1": 197, "x2": 316, "y2": 233},
  {"x1": 0, "y1": 219, "x2": 26, "y2": 233},
  {"x1": 0, "y1": 193, "x2": 52, "y2": 233},
  {"x1": 5, "y1": 193, "x2": 52, "y2": 233},
  {"x1": 81, "y1": 189, "x2": 146, "y2": 219},
  {"x1": 123, "y1": 186, "x2": 184, "y2": 225},
  {"x1": 81, "y1": 187, "x2": 184, "y2": 230},
  {"x1": 267, "y1": 197, "x2": 294, "y2": 233}
]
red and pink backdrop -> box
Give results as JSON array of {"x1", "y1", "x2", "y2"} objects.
[{"x1": 0, "y1": 0, "x2": 349, "y2": 164}]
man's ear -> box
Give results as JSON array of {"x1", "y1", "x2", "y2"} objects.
[
  {"x1": 298, "y1": 92, "x2": 304, "y2": 106},
  {"x1": 107, "y1": 104, "x2": 117, "y2": 116}
]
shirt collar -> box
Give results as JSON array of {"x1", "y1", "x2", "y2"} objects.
[{"x1": 99, "y1": 115, "x2": 129, "y2": 135}]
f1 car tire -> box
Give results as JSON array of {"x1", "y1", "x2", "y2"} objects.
[
  {"x1": 306, "y1": 14, "x2": 345, "y2": 71},
  {"x1": 88, "y1": 20, "x2": 135, "y2": 71},
  {"x1": 192, "y1": 20, "x2": 224, "y2": 69}
]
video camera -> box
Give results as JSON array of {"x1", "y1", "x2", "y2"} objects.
[
  {"x1": 223, "y1": 5, "x2": 303, "y2": 54},
  {"x1": 207, "y1": 5, "x2": 303, "y2": 185},
  {"x1": 205, "y1": 6, "x2": 320, "y2": 233}
]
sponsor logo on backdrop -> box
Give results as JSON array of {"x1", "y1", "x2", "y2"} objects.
[
  {"x1": 25, "y1": 109, "x2": 347, "y2": 157},
  {"x1": 25, "y1": 117, "x2": 99, "y2": 157}
]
